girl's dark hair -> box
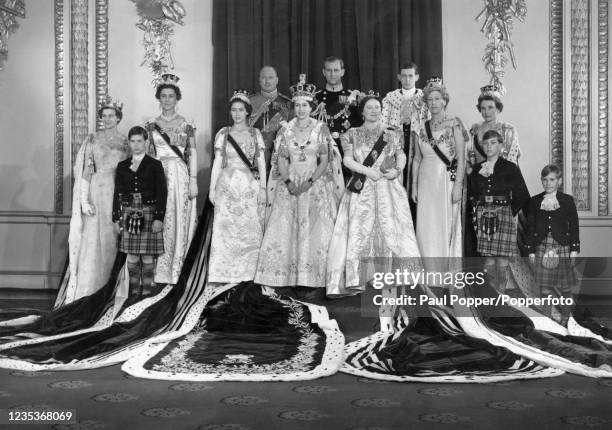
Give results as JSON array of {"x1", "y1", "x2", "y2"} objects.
[
  {"x1": 229, "y1": 99, "x2": 253, "y2": 117},
  {"x1": 97, "y1": 106, "x2": 123, "y2": 122},
  {"x1": 476, "y1": 94, "x2": 504, "y2": 113},
  {"x1": 481, "y1": 129, "x2": 504, "y2": 145},
  {"x1": 128, "y1": 126, "x2": 148, "y2": 141},
  {"x1": 155, "y1": 84, "x2": 182, "y2": 101},
  {"x1": 541, "y1": 164, "x2": 562, "y2": 178}
]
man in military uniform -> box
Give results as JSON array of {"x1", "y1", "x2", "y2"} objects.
[
  {"x1": 249, "y1": 65, "x2": 292, "y2": 175},
  {"x1": 381, "y1": 62, "x2": 428, "y2": 223},
  {"x1": 314, "y1": 56, "x2": 362, "y2": 182}
]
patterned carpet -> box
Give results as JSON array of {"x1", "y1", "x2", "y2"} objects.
[
  {"x1": 0, "y1": 291, "x2": 611, "y2": 429},
  {"x1": 1, "y1": 366, "x2": 611, "y2": 430}
]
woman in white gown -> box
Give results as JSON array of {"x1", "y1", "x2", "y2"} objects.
[
  {"x1": 145, "y1": 74, "x2": 198, "y2": 286},
  {"x1": 255, "y1": 75, "x2": 343, "y2": 288},
  {"x1": 411, "y1": 78, "x2": 467, "y2": 269},
  {"x1": 55, "y1": 98, "x2": 129, "y2": 306},
  {"x1": 208, "y1": 90, "x2": 267, "y2": 282},
  {"x1": 326, "y1": 94, "x2": 421, "y2": 298}
]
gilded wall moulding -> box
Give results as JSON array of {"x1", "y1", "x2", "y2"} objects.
[
  {"x1": 0, "y1": 0, "x2": 26, "y2": 70},
  {"x1": 597, "y1": 0, "x2": 609, "y2": 216},
  {"x1": 55, "y1": 0, "x2": 65, "y2": 214},
  {"x1": 476, "y1": 0, "x2": 527, "y2": 94},
  {"x1": 131, "y1": 0, "x2": 186, "y2": 86},
  {"x1": 549, "y1": 0, "x2": 564, "y2": 173},
  {"x1": 95, "y1": 0, "x2": 109, "y2": 131}
]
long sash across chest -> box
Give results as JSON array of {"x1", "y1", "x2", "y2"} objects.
[
  {"x1": 424, "y1": 120, "x2": 457, "y2": 182},
  {"x1": 346, "y1": 131, "x2": 388, "y2": 193},
  {"x1": 225, "y1": 129, "x2": 260, "y2": 180}
]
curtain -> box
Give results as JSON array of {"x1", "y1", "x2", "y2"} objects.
[{"x1": 212, "y1": 0, "x2": 442, "y2": 131}]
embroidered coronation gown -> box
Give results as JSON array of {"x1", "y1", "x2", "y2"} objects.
[
  {"x1": 55, "y1": 131, "x2": 129, "y2": 306},
  {"x1": 255, "y1": 119, "x2": 343, "y2": 288},
  {"x1": 326, "y1": 125, "x2": 421, "y2": 297},
  {"x1": 147, "y1": 115, "x2": 198, "y2": 285},
  {"x1": 208, "y1": 127, "x2": 266, "y2": 282}
]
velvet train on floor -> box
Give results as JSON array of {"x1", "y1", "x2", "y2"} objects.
[
  {"x1": 342, "y1": 285, "x2": 612, "y2": 382},
  {"x1": 0, "y1": 202, "x2": 345, "y2": 380}
]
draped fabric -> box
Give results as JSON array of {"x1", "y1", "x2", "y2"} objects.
[{"x1": 212, "y1": 0, "x2": 443, "y2": 131}]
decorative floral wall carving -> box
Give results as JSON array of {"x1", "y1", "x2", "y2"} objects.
[
  {"x1": 130, "y1": 0, "x2": 186, "y2": 86},
  {"x1": 0, "y1": 0, "x2": 26, "y2": 70},
  {"x1": 476, "y1": 0, "x2": 527, "y2": 94}
]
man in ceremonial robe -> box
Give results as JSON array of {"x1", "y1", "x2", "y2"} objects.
[
  {"x1": 249, "y1": 66, "x2": 292, "y2": 174},
  {"x1": 381, "y1": 62, "x2": 428, "y2": 223}
]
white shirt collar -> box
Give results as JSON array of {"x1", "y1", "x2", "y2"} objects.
[
  {"x1": 132, "y1": 153, "x2": 145, "y2": 162},
  {"x1": 402, "y1": 87, "x2": 416, "y2": 99}
]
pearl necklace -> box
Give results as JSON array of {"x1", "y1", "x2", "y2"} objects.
[{"x1": 159, "y1": 112, "x2": 179, "y2": 122}]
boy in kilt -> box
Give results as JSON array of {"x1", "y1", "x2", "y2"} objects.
[
  {"x1": 526, "y1": 164, "x2": 580, "y2": 325},
  {"x1": 113, "y1": 126, "x2": 168, "y2": 298},
  {"x1": 468, "y1": 130, "x2": 530, "y2": 293}
]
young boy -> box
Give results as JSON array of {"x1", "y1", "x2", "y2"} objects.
[
  {"x1": 526, "y1": 164, "x2": 580, "y2": 325},
  {"x1": 113, "y1": 126, "x2": 168, "y2": 298},
  {"x1": 468, "y1": 130, "x2": 530, "y2": 293}
]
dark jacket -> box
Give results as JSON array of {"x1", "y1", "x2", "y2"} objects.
[
  {"x1": 525, "y1": 191, "x2": 580, "y2": 253},
  {"x1": 468, "y1": 157, "x2": 530, "y2": 216},
  {"x1": 112, "y1": 154, "x2": 167, "y2": 222}
]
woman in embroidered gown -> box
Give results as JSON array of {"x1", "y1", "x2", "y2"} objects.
[
  {"x1": 55, "y1": 98, "x2": 129, "y2": 306},
  {"x1": 146, "y1": 74, "x2": 198, "y2": 285},
  {"x1": 326, "y1": 95, "x2": 420, "y2": 298},
  {"x1": 411, "y1": 78, "x2": 467, "y2": 265},
  {"x1": 255, "y1": 75, "x2": 343, "y2": 288},
  {"x1": 208, "y1": 91, "x2": 267, "y2": 282}
]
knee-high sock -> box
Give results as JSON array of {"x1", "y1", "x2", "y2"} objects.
[
  {"x1": 141, "y1": 261, "x2": 156, "y2": 295},
  {"x1": 127, "y1": 259, "x2": 142, "y2": 297},
  {"x1": 497, "y1": 265, "x2": 509, "y2": 294}
]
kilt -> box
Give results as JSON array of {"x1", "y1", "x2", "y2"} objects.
[
  {"x1": 119, "y1": 194, "x2": 164, "y2": 256},
  {"x1": 534, "y1": 234, "x2": 577, "y2": 290},
  {"x1": 475, "y1": 204, "x2": 517, "y2": 257}
]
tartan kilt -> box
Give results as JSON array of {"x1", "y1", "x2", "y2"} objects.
[
  {"x1": 119, "y1": 203, "x2": 164, "y2": 256},
  {"x1": 475, "y1": 204, "x2": 518, "y2": 257},
  {"x1": 534, "y1": 234, "x2": 577, "y2": 290}
]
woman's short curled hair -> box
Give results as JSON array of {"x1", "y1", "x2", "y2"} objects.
[
  {"x1": 423, "y1": 85, "x2": 450, "y2": 107},
  {"x1": 229, "y1": 99, "x2": 253, "y2": 117},
  {"x1": 155, "y1": 84, "x2": 182, "y2": 101},
  {"x1": 358, "y1": 95, "x2": 382, "y2": 116},
  {"x1": 541, "y1": 164, "x2": 562, "y2": 178},
  {"x1": 476, "y1": 94, "x2": 504, "y2": 113},
  {"x1": 481, "y1": 129, "x2": 504, "y2": 145},
  {"x1": 97, "y1": 106, "x2": 123, "y2": 122},
  {"x1": 128, "y1": 125, "x2": 148, "y2": 141}
]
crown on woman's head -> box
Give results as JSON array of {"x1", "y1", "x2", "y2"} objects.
[
  {"x1": 289, "y1": 74, "x2": 317, "y2": 101},
  {"x1": 424, "y1": 77, "x2": 444, "y2": 91},
  {"x1": 100, "y1": 95, "x2": 123, "y2": 111},
  {"x1": 480, "y1": 84, "x2": 502, "y2": 99},
  {"x1": 230, "y1": 89, "x2": 251, "y2": 105},
  {"x1": 160, "y1": 73, "x2": 180, "y2": 86}
]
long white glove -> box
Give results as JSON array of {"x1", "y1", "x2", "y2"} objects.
[{"x1": 80, "y1": 179, "x2": 95, "y2": 216}]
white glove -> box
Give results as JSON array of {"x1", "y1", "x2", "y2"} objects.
[{"x1": 80, "y1": 180, "x2": 95, "y2": 216}]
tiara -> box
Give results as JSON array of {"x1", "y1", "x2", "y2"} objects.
[
  {"x1": 159, "y1": 73, "x2": 180, "y2": 87},
  {"x1": 358, "y1": 90, "x2": 380, "y2": 100},
  {"x1": 230, "y1": 89, "x2": 251, "y2": 105},
  {"x1": 100, "y1": 95, "x2": 123, "y2": 111},
  {"x1": 480, "y1": 84, "x2": 502, "y2": 99},
  {"x1": 424, "y1": 77, "x2": 444, "y2": 91},
  {"x1": 289, "y1": 74, "x2": 317, "y2": 101}
]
